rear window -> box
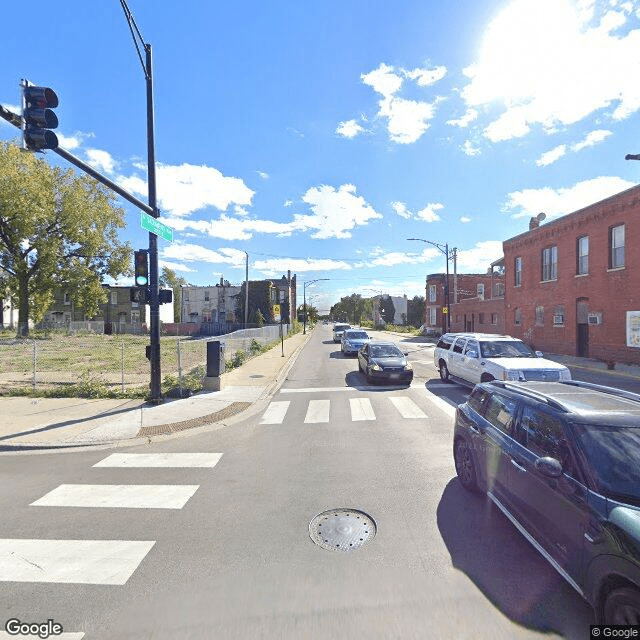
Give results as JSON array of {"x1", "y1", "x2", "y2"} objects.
[
  {"x1": 467, "y1": 386, "x2": 491, "y2": 413},
  {"x1": 436, "y1": 335, "x2": 455, "y2": 350},
  {"x1": 345, "y1": 331, "x2": 368, "y2": 339}
]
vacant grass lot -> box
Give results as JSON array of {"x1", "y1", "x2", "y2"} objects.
[
  {"x1": 0, "y1": 332, "x2": 198, "y2": 398},
  {"x1": 0, "y1": 326, "x2": 293, "y2": 399}
]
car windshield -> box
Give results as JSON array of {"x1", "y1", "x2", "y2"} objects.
[
  {"x1": 479, "y1": 340, "x2": 536, "y2": 358},
  {"x1": 335, "y1": 325, "x2": 350, "y2": 331},
  {"x1": 370, "y1": 345, "x2": 403, "y2": 358},
  {"x1": 573, "y1": 424, "x2": 640, "y2": 503},
  {"x1": 346, "y1": 331, "x2": 368, "y2": 340}
]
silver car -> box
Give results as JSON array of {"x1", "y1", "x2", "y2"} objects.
[
  {"x1": 333, "y1": 323, "x2": 351, "y2": 343},
  {"x1": 341, "y1": 329, "x2": 371, "y2": 356}
]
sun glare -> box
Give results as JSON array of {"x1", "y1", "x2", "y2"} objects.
[{"x1": 469, "y1": 0, "x2": 585, "y2": 104}]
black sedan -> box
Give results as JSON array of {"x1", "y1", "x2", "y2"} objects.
[{"x1": 357, "y1": 341, "x2": 413, "y2": 384}]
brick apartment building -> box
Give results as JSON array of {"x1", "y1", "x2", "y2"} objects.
[
  {"x1": 425, "y1": 271, "x2": 504, "y2": 334},
  {"x1": 503, "y1": 184, "x2": 640, "y2": 365}
]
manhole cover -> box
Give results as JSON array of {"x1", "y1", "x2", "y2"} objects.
[{"x1": 309, "y1": 508, "x2": 376, "y2": 552}]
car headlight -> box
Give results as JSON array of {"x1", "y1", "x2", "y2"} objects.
[
  {"x1": 404, "y1": 362, "x2": 413, "y2": 370},
  {"x1": 560, "y1": 369, "x2": 572, "y2": 381},
  {"x1": 504, "y1": 370, "x2": 523, "y2": 381},
  {"x1": 371, "y1": 363, "x2": 382, "y2": 371}
]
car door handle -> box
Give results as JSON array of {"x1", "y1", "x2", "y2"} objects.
[{"x1": 510, "y1": 459, "x2": 526, "y2": 472}]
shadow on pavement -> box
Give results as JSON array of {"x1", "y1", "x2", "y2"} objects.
[
  {"x1": 344, "y1": 371, "x2": 412, "y2": 391},
  {"x1": 437, "y1": 478, "x2": 594, "y2": 639}
]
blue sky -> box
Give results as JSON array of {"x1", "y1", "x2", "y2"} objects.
[{"x1": 3, "y1": 0, "x2": 640, "y2": 313}]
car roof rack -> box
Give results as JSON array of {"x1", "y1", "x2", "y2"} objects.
[
  {"x1": 559, "y1": 380, "x2": 640, "y2": 404},
  {"x1": 487, "y1": 381, "x2": 570, "y2": 412}
]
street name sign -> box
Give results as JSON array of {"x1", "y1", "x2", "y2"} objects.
[{"x1": 140, "y1": 212, "x2": 173, "y2": 242}]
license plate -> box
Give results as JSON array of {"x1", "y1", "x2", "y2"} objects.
[{"x1": 389, "y1": 373, "x2": 400, "y2": 379}]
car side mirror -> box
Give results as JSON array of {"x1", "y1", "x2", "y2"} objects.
[
  {"x1": 403, "y1": 351, "x2": 408, "y2": 356},
  {"x1": 535, "y1": 351, "x2": 543, "y2": 357},
  {"x1": 466, "y1": 349, "x2": 478, "y2": 358},
  {"x1": 535, "y1": 456, "x2": 562, "y2": 478}
]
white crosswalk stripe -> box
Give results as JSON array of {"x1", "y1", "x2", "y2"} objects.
[
  {"x1": 304, "y1": 399, "x2": 330, "y2": 423},
  {"x1": 389, "y1": 396, "x2": 427, "y2": 419},
  {"x1": 349, "y1": 397, "x2": 376, "y2": 421},
  {"x1": 261, "y1": 395, "x2": 432, "y2": 423},
  {"x1": 93, "y1": 453, "x2": 223, "y2": 468},
  {"x1": 0, "y1": 539, "x2": 155, "y2": 585},
  {"x1": 30, "y1": 485, "x2": 200, "y2": 509},
  {"x1": 260, "y1": 400, "x2": 290, "y2": 424}
]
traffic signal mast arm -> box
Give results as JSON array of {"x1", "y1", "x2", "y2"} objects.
[{"x1": 0, "y1": 104, "x2": 155, "y2": 217}]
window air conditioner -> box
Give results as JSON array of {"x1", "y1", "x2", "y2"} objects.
[{"x1": 587, "y1": 313, "x2": 602, "y2": 325}]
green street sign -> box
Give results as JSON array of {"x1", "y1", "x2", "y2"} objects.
[{"x1": 140, "y1": 212, "x2": 173, "y2": 242}]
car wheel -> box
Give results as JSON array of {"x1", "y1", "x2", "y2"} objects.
[
  {"x1": 439, "y1": 361, "x2": 450, "y2": 382},
  {"x1": 604, "y1": 587, "x2": 640, "y2": 625},
  {"x1": 454, "y1": 438, "x2": 479, "y2": 492},
  {"x1": 480, "y1": 373, "x2": 495, "y2": 383}
]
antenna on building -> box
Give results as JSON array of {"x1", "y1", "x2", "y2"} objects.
[{"x1": 529, "y1": 212, "x2": 546, "y2": 230}]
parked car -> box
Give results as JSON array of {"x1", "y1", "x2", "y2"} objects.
[
  {"x1": 333, "y1": 323, "x2": 351, "y2": 343},
  {"x1": 453, "y1": 379, "x2": 640, "y2": 624},
  {"x1": 341, "y1": 329, "x2": 371, "y2": 356},
  {"x1": 434, "y1": 332, "x2": 571, "y2": 385},
  {"x1": 357, "y1": 341, "x2": 413, "y2": 384}
]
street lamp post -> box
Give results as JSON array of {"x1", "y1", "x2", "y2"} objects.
[
  {"x1": 407, "y1": 238, "x2": 454, "y2": 333},
  {"x1": 303, "y1": 279, "x2": 328, "y2": 334}
]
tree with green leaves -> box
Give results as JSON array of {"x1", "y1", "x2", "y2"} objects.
[
  {"x1": 160, "y1": 266, "x2": 188, "y2": 323},
  {"x1": 329, "y1": 293, "x2": 367, "y2": 324},
  {"x1": 407, "y1": 295, "x2": 426, "y2": 327},
  {"x1": 378, "y1": 295, "x2": 396, "y2": 324},
  {"x1": 0, "y1": 143, "x2": 132, "y2": 336},
  {"x1": 235, "y1": 280, "x2": 274, "y2": 326}
]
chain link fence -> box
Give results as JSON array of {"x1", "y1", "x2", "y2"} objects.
[{"x1": 0, "y1": 324, "x2": 294, "y2": 396}]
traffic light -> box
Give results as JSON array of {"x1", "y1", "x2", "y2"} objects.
[
  {"x1": 22, "y1": 84, "x2": 59, "y2": 151},
  {"x1": 134, "y1": 250, "x2": 149, "y2": 286},
  {"x1": 130, "y1": 287, "x2": 149, "y2": 304}
]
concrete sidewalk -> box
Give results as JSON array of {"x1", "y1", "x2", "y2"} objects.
[{"x1": 0, "y1": 330, "x2": 311, "y2": 452}]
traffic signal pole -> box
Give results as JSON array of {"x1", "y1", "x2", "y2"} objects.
[{"x1": 145, "y1": 43, "x2": 162, "y2": 403}]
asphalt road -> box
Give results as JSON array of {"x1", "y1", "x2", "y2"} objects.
[{"x1": 0, "y1": 325, "x2": 596, "y2": 639}]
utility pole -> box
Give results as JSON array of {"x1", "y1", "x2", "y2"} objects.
[{"x1": 244, "y1": 251, "x2": 249, "y2": 329}]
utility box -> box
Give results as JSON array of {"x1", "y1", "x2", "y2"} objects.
[{"x1": 206, "y1": 340, "x2": 225, "y2": 377}]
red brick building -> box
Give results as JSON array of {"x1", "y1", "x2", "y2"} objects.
[
  {"x1": 425, "y1": 271, "x2": 504, "y2": 334},
  {"x1": 503, "y1": 184, "x2": 640, "y2": 364}
]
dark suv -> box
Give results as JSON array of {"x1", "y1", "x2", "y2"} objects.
[{"x1": 453, "y1": 379, "x2": 640, "y2": 624}]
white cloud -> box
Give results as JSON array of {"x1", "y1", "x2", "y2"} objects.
[
  {"x1": 536, "y1": 144, "x2": 567, "y2": 166},
  {"x1": 122, "y1": 162, "x2": 254, "y2": 217},
  {"x1": 57, "y1": 131, "x2": 94, "y2": 150},
  {"x1": 461, "y1": 0, "x2": 640, "y2": 141},
  {"x1": 460, "y1": 216, "x2": 472, "y2": 223},
  {"x1": 571, "y1": 128, "x2": 612, "y2": 151},
  {"x1": 256, "y1": 171, "x2": 269, "y2": 180},
  {"x1": 391, "y1": 201, "x2": 444, "y2": 222},
  {"x1": 462, "y1": 140, "x2": 481, "y2": 156},
  {"x1": 391, "y1": 201, "x2": 412, "y2": 218},
  {"x1": 416, "y1": 203, "x2": 443, "y2": 222},
  {"x1": 158, "y1": 260, "x2": 195, "y2": 273},
  {"x1": 503, "y1": 175, "x2": 636, "y2": 219},
  {"x1": 406, "y1": 65, "x2": 447, "y2": 86},
  {"x1": 86, "y1": 149, "x2": 117, "y2": 174},
  {"x1": 357, "y1": 62, "x2": 444, "y2": 144},
  {"x1": 379, "y1": 96, "x2": 436, "y2": 144},
  {"x1": 336, "y1": 119, "x2": 364, "y2": 138},
  {"x1": 457, "y1": 241, "x2": 504, "y2": 271},
  {"x1": 160, "y1": 214, "x2": 297, "y2": 241},
  {"x1": 161, "y1": 243, "x2": 246, "y2": 267},
  {"x1": 361, "y1": 63, "x2": 403, "y2": 97},
  {"x1": 297, "y1": 184, "x2": 382, "y2": 239},
  {"x1": 447, "y1": 109, "x2": 479, "y2": 128},
  {"x1": 365, "y1": 247, "x2": 440, "y2": 267},
  {"x1": 253, "y1": 257, "x2": 352, "y2": 276}
]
